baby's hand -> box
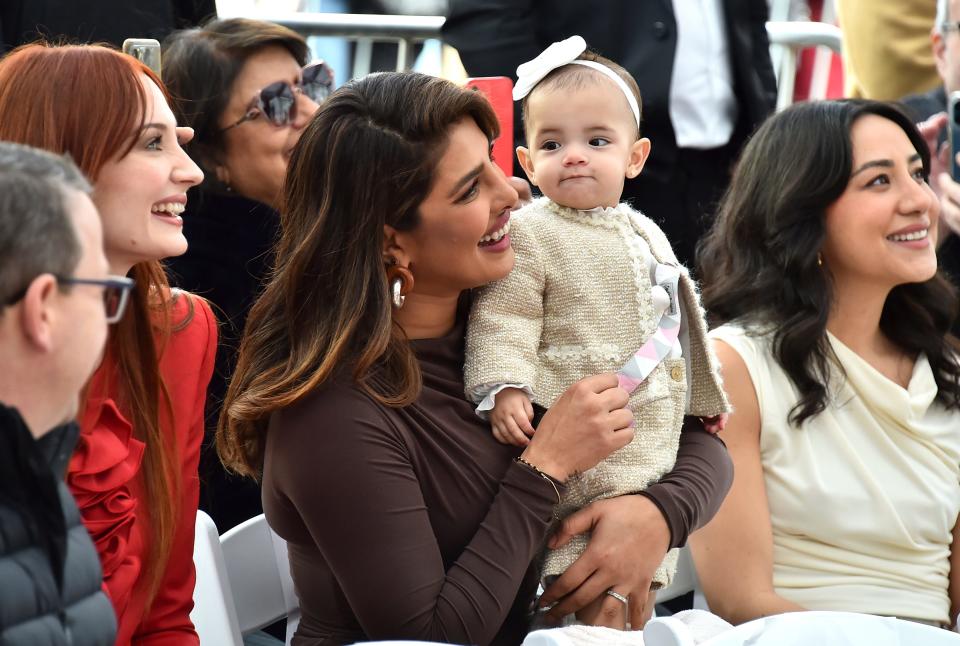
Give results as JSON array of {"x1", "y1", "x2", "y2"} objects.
[
  {"x1": 490, "y1": 388, "x2": 536, "y2": 447},
  {"x1": 701, "y1": 413, "x2": 728, "y2": 435}
]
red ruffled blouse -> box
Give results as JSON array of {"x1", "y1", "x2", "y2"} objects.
[{"x1": 69, "y1": 292, "x2": 217, "y2": 646}]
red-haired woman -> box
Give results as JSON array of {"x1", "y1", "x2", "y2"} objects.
[{"x1": 0, "y1": 44, "x2": 215, "y2": 644}]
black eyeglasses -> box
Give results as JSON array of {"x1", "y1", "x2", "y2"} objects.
[
  {"x1": 3, "y1": 275, "x2": 134, "y2": 324},
  {"x1": 59, "y1": 276, "x2": 135, "y2": 323},
  {"x1": 220, "y1": 61, "x2": 334, "y2": 132}
]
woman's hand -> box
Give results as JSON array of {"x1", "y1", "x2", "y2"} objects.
[
  {"x1": 520, "y1": 373, "x2": 633, "y2": 482},
  {"x1": 538, "y1": 495, "x2": 671, "y2": 629},
  {"x1": 917, "y1": 112, "x2": 947, "y2": 173},
  {"x1": 937, "y1": 169, "x2": 960, "y2": 238},
  {"x1": 916, "y1": 112, "x2": 960, "y2": 240}
]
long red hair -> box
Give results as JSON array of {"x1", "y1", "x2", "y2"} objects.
[{"x1": 0, "y1": 43, "x2": 180, "y2": 602}]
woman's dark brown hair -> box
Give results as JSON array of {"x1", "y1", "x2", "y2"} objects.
[
  {"x1": 217, "y1": 71, "x2": 500, "y2": 478},
  {"x1": 162, "y1": 17, "x2": 308, "y2": 192},
  {"x1": 0, "y1": 43, "x2": 184, "y2": 602},
  {"x1": 699, "y1": 99, "x2": 960, "y2": 425}
]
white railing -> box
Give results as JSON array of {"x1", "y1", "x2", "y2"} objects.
[
  {"x1": 219, "y1": 11, "x2": 843, "y2": 108},
  {"x1": 215, "y1": 11, "x2": 444, "y2": 76}
]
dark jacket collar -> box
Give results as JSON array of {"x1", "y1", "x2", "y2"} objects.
[
  {"x1": 0, "y1": 402, "x2": 74, "y2": 474},
  {"x1": 0, "y1": 402, "x2": 71, "y2": 586}
]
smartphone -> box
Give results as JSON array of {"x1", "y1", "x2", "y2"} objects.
[
  {"x1": 949, "y1": 91, "x2": 960, "y2": 181},
  {"x1": 122, "y1": 38, "x2": 161, "y2": 76},
  {"x1": 466, "y1": 77, "x2": 514, "y2": 177}
]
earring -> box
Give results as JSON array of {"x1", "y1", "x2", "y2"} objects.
[
  {"x1": 386, "y1": 263, "x2": 414, "y2": 308},
  {"x1": 216, "y1": 166, "x2": 233, "y2": 192},
  {"x1": 817, "y1": 252, "x2": 824, "y2": 267}
]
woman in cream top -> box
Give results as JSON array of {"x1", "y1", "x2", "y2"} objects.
[
  {"x1": 690, "y1": 99, "x2": 960, "y2": 628},
  {"x1": 710, "y1": 325, "x2": 960, "y2": 622}
]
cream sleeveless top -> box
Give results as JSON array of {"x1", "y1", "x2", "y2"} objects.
[{"x1": 712, "y1": 324, "x2": 960, "y2": 625}]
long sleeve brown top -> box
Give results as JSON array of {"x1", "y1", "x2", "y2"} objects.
[{"x1": 261, "y1": 316, "x2": 732, "y2": 646}]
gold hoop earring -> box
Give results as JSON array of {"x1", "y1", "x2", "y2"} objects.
[{"x1": 386, "y1": 264, "x2": 414, "y2": 309}]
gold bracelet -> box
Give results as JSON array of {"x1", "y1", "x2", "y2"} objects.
[{"x1": 515, "y1": 456, "x2": 562, "y2": 504}]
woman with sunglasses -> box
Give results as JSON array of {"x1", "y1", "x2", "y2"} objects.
[
  {"x1": 0, "y1": 44, "x2": 215, "y2": 645},
  {"x1": 162, "y1": 18, "x2": 330, "y2": 532}
]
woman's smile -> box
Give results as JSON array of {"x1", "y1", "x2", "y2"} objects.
[{"x1": 479, "y1": 212, "x2": 511, "y2": 249}]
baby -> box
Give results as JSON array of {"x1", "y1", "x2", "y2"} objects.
[{"x1": 464, "y1": 36, "x2": 729, "y2": 595}]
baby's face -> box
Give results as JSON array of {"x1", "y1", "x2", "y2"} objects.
[{"x1": 519, "y1": 77, "x2": 647, "y2": 210}]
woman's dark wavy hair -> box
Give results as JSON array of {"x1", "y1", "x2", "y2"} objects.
[
  {"x1": 217, "y1": 71, "x2": 500, "y2": 478},
  {"x1": 699, "y1": 99, "x2": 960, "y2": 425}
]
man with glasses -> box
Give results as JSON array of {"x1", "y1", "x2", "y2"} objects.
[
  {"x1": 902, "y1": 0, "x2": 960, "y2": 336},
  {"x1": 0, "y1": 142, "x2": 132, "y2": 645}
]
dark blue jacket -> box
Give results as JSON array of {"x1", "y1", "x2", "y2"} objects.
[{"x1": 0, "y1": 403, "x2": 116, "y2": 646}]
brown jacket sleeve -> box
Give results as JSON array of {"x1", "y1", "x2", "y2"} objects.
[
  {"x1": 268, "y1": 385, "x2": 560, "y2": 644},
  {"x1": 639, "y1": 415, "x2": 734, "y2": 549}
]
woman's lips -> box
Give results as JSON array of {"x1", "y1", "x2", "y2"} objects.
[
  {"x1": 480, "y1": 217, "x2": 511, "y2": 245},
  {"x1": 479, "y1": 210, "x2": 511, "y2": 252},
  {"x1": 151, "y1": 200, "x2": 186, "y2": 227},
  {"x1": 478, "y1": 233, "x2": 511, "y2": 252},
  {"x1": 481, "y1": 211, "x2": 511, "y2": 238},
  {"x1": 152, "y1": 212, "x2": 184, "y2": 227},
  {"x1": 886, "y1": 226, "x2": 930, "y2": 249}
]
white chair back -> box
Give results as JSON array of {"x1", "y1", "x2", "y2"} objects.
[
  {"x1": 765, "y1": 20, "x2": 843, "y2": 110},
  {"x1": 655, "y1": 546, "x2": 698, "y2": 604},
  {"x1": 221, "y1": 513, "x2": 301, "y2": 643},
  {"x1": 191, "y1": 510, "x2": 244, "y2": 646}
]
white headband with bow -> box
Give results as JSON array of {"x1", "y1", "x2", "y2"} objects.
[{"x1": 512, "y1": 35, "x2": 640, "y2": 128}]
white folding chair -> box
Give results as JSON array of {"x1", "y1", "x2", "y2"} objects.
[
  {"x1": 765, "y1": 20, "x2": 843, "y2": 111},
  {"x1": 655, "y1": 546, "x2": 703, "y2": 607},
  {"x1": 221, "y1": 514, "x2": 301, "y2": 645},
  {"x1": 191, "y1": 510, "x2": 244, "y2": 646}
]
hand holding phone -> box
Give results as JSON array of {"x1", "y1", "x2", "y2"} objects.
[
  {"x1": 466, "y1": 77, "x2": 514, "y2": 176},
  {"x1": 122, "y1": 38, "x2": 161, "y2": 76}
]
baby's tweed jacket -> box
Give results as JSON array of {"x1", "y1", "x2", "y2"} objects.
[{"x1": 465, "y1": 198, "x2": 729, "y2": 587}]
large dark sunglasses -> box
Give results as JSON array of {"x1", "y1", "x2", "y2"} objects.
[
  {"x1": 3, "y1": 275, "x2": 134, "y2": 324},
  {"x1": 220, "y1": 61, "x2": 334, "y2": 132}
]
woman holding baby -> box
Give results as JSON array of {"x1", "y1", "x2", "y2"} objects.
[{"x1": 216, "y1": 39, "x2": 732, "y2": 644}]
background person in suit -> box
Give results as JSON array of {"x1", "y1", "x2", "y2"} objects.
[
  {"x1": 442, "y1": 0, "x2": 778, "y2": 270},
  {"x1": 836, "y1": 0, "x2": 941, "y2": 101},
  {"x1": 900, "y1": 0, "x2": 960, "y2": 335},
  {"x1": 0, "y1": 0, "x2": 216, "y2": 53}
]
